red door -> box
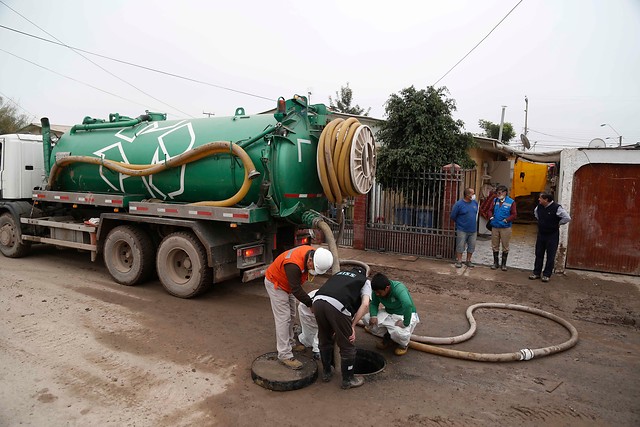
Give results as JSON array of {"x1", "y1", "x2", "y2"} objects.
[{"x1": 566, "y1": 164, "x2": 640, "y2": 275}]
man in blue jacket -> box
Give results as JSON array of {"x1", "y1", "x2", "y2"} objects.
[
  {"x1": 481, "y1": 185, "x2": 517, "y2": 271},
  {"x1": 450, "y1": 188, "x2": 479, "y2": 268}
]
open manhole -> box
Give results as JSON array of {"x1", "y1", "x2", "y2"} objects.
[
  {"x1": 353, "y1": 348, "x2": 386, "y2": 376},
  {"x1": 251, "y1": 352, "x2": 317, "y2": 391}
]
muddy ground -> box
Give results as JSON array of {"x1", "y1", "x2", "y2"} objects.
[{"x1": 1, "y1": 245, "x2": 638, "y2": 426}]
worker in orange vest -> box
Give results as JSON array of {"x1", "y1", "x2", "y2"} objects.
[{"x1": 264, "y1": 245, "x2": 333, "y2": 369}]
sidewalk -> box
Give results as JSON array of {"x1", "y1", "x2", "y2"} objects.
[{"x1": 335, "y1": 237, "x2": 640, "y2": 287}]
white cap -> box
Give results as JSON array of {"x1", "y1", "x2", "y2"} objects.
[{"x1": 313, "y1": 248, "x2": 333, "y2": 275}]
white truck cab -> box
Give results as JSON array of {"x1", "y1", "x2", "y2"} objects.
[{"x1": 0, "y1": 134, "x2": 45, "y2": 200}]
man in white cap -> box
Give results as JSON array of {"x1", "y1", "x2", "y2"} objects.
[{"x1": 264, "y1": 245, "x2": 333, "y2": 369}]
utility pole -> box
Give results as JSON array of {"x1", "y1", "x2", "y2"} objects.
[
  {"x1": 524, "y1": 96, "x2": 528, "y2": 136},
  {"x1": 498, "y1": 105, "x2": 507, "y2": 143}
]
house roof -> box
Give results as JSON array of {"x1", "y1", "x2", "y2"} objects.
[
  {"x1": 17, "y1": 122, "x2": 72, "y2": 137},
  {"x1": 474, "y1": 136, "x2": 562, "y2": 163}
]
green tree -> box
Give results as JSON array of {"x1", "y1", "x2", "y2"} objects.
[
  {"x1": 329, "y1": 83, "x2": 370, "y2": 116},
  {"x1": 478, "y1": 119, "x2": 515, "y2": 144},
  {"x1": 376, "y1": 86, "x2": 474, "y2": 197},
  {"x1": 0, "y1": 96, "x2": 31, "y2": 134}
]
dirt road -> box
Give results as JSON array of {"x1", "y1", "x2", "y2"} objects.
[{"x1": 1, "y1": 245, "x2": 638, "y2": 426}]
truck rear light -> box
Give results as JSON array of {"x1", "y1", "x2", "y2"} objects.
[
  {"x1": 295, "y1": 230, "x2": 312, "y2": 246},
  {"x1": 242, "y1": 246, "x2": 263, "y2": 258},
  {"x1": 236, "y1": 243, "x2": 265, "y2": 268}
]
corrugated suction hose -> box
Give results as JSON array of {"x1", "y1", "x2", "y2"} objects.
[
  {"x1": 317, "y1": 118, "x2": 375, "y2": 204},
  {"x1": 47, "y1": 141, "x2": 259, "y2": 207}
]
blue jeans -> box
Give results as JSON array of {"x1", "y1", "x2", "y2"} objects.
[{"x1": 455, "y1": 230, "x2": 477, "y2": 254}]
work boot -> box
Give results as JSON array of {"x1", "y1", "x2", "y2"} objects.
[
  {"x1": 340, "y1": 357, "x2": 364, "y2": 390},
  {"x1": 320, "y1": 350, "x2": 334, "y2": 382},
  {"x1": 279, "y1": 357, "x2": 303, "y2": 370},
  {"x1": 501, "y1": 252, "x2": 509, "y2": 271},
  {"x1": 375, "y1": 332, "x2": 392, "y2": 350},
  {"x1": 292, "y1": 343, "x2": 306, "y2": 352},
  {"x1": 490, "y1": 251, "x2": 500, "y2": 270},
  {"x1": 394, "y1": 345, "x2": 409, "y2": 356}
]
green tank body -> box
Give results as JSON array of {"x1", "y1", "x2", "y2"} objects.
[{"x1": 50, "y1": 99, "x2": 330, "y2": 222}]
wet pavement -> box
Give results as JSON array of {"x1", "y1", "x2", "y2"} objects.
[
  {"x1": 473, "y1": 223, "x2": 538, "y2": 271},
  {"x1": 334, "y1": 224, "x2": 640, "y2": 286}
]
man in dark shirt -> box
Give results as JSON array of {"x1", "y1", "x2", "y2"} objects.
[{"x1": 529, "y1": 193, "x2": 571, "y2": 282}]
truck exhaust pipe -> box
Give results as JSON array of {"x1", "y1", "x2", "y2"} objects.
[{"x1": 40, "y1": 117, "x2": 52, "y2": 179}]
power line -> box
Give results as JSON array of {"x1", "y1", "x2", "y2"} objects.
[
  {"x1": 0, "y1": 24, "x2": 276, "y2": 102},
  {"x1": 432, "y1": 0, "x2": 524, "y2": 86},
  {"x1": 528, "y1": 128, "x2": 591, "y2": 143},
  {"x1": 0, "y1": 48, "x2": 158, "y2": 111},
  {"x1": 0, "y1": 1, "x2": 193, "y2": 118}
]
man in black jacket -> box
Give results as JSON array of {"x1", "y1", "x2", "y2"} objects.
[
  {"x1": 313, "y1": 266, "x2": 371, "y2": 390},
  {"x1": 529, "y1": 193, "x2": 571, "y2": 283}
]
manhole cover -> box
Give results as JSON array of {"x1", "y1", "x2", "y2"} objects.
[{"x1": 251, "y1": 352, "x2": 317, "y2": 391}]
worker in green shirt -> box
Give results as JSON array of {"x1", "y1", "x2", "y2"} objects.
[{"x1": 366, "y1": 273, "x2": 419, "y2": 356}]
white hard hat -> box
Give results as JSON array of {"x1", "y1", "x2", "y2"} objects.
[{"x1": 313, "y1": 248, "x2": 333, "y2": 275}]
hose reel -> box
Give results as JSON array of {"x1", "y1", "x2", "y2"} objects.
[{"x1": 317, "y1": 118, "x2": 376, "y2": 205}]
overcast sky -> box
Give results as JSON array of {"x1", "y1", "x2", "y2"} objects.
[{"x1": 1, "y1": 0, "x2": 638, "y2": 151}]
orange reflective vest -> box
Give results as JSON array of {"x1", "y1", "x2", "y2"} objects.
[{"x1": 265, "y1": 245, "x2": 312, "y2": 293}]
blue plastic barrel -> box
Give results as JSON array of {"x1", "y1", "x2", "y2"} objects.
[
  {"x1": 415, "y1": 208, "x2": 433, "y2": 228},
  {"x1": 395, "y1": 207, "x2": 413, "y2": 225}
]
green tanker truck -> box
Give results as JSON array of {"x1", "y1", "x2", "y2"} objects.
[{"x1": 0, "y1": 95, "x2": 376, "y2": 297}]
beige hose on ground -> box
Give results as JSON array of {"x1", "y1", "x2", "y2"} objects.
[
  {"x1": 364, "y1": 302, "x2": 579, "y2": 362},
  {"x1": 47, "y1": 141, "x2": 259, "y2": 207}
]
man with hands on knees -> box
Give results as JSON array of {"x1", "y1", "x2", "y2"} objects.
[
  {"x1": 366, "y1": 272, "x2": 419, "y2": 356},
  {"x1": 313, "y1": 266, "x2": 371, "y2": 390}
]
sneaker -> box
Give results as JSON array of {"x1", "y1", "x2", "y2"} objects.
[
  {"x1": 541, "y1": 276, "x2": 550, "y2": 283},
  {"x1": 279, "y1": 357, "x2": 303, "y2": 370},
  {"x1": 501, "y1": 265, "x2": 508, "y2": 271},
  {"x1": 529, "y1": 274, "x2": 540, "y2": 280},
  {"x1": 491, "y1": 263, "x2": 499, "y2": 270},
  {"x1": 341, "y1": 376, "x2": 364, "y2": 390},
  {"x1": 466, "y1": 261, "x2": 474, "y2": 268},
  {"x1": 455, "y1": 261, "x2": 463, "y2": 268},
  {"x1": 394, "y1": 346, "x2": 408, "y2": 356},
  {"x1": 292, "y1": 343, "x2": 306, "y2": 352}
]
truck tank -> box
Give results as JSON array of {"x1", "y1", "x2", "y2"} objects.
[{"x1": 47, "y1": 96, "x2": 376, "y2": 224}]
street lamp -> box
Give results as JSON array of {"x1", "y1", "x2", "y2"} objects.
[{"x1": 600, "y1": 123, "x2": 622, "y2": 147}]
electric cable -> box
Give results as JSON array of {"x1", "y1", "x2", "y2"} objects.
[
  {"x1": 0, "y1": 48, "x2": 159, "y2": 111},
  {"x1": 433, "y1": 0, "x2": 524, "y2": 86},
  {"x1": 0, "y1": 1, "x2": 193, "y2": 118},
  {"x1": 0, "y1": 24, "x2": 275, "y2": 102}
]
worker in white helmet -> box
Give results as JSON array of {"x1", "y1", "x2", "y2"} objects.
[{"x1": 264, "y1": 245, "x2": 333, "y2": 370}]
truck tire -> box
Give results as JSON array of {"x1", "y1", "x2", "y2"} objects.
[
  {"x1": 103, "y1": 225, "x2": 155, "y2": 286},
  {"x1": 156, "y1": 231, "x2": 211, "y2": 298},
  {"x1": 0, "y1": 212, "x2": 31, "y2": 258}
]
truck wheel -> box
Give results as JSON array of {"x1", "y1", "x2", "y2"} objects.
[
  {"x1": 0, "y1": 213, "x2": 31, "y2": 258},
  {"x1": 104, "y1": 225, "x2": 155, "y2": 286},
  {"x1": 156, "y1": 232, "x2": 211, "y2": 298}
]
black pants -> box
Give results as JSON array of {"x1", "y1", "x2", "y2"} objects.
[
  {"x1": 533, "y1": 230, "x2": 559, "y2": 278},
  {"x1": 312, "y1": 300, "x2": 356, "y2": 360}
]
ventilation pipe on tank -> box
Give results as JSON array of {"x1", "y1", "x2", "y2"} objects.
[{"x1": 69, "y1": 114, "x2": 156, "y2": 134}]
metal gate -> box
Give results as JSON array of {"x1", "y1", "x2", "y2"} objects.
[
  {"x1": 364, "y1": 168, "x2": 476, "y2": 258},
  {"x1": 566, "y1": 164, "x2": 640, "y2": 275}
]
